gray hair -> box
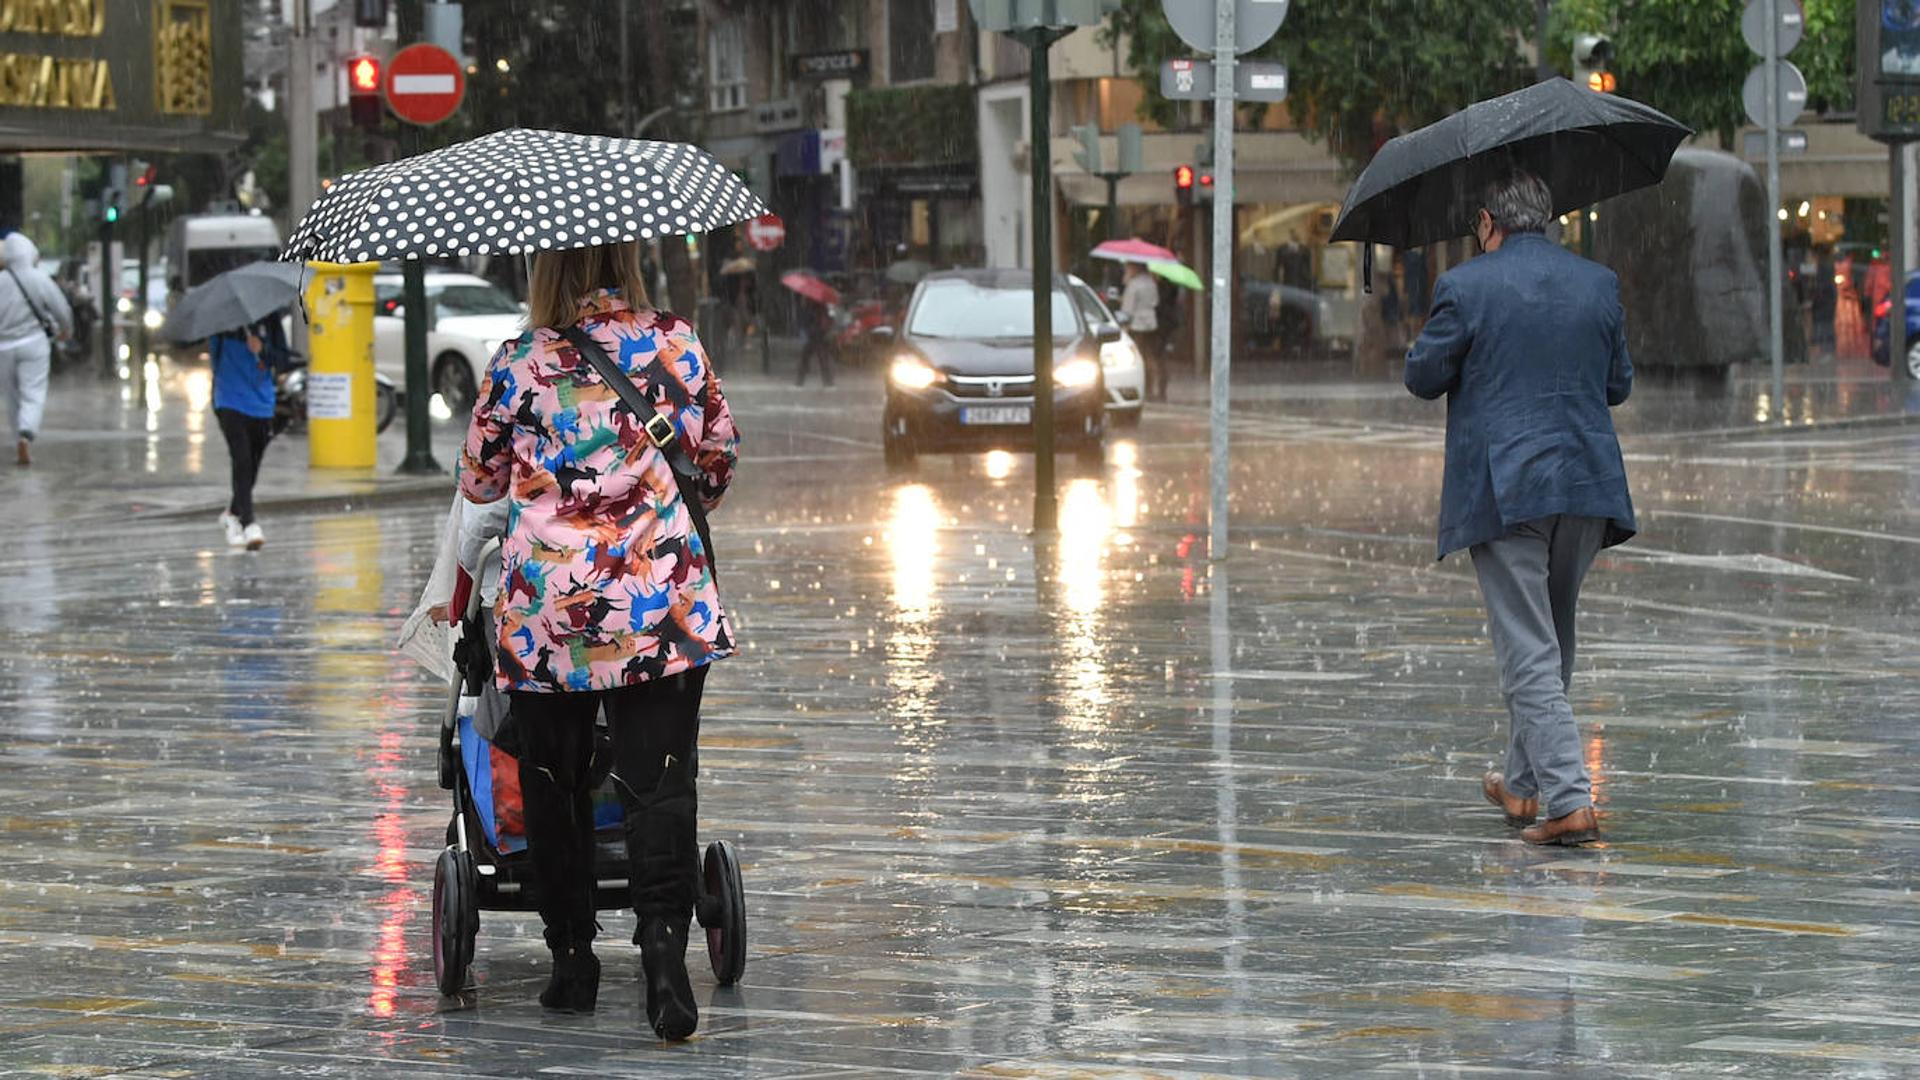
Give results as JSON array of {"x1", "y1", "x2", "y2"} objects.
[{"x1": 1481, "y1": 170, "x2": 1552, "y2": 234}]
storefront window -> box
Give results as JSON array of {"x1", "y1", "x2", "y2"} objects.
[{"x1": 891, "y1": 0, "x2": 934, "y2": 83}]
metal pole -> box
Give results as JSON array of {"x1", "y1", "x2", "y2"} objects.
[
  {"x1": 1025, "y1": 28, "x2": 1060, "y2": 535},
  {"x1": 619, "y1": 0, "x2": 634, "y2": 136},
  {"x1": 134, "y1": 190, "x2": 151, "y2": 381},
  {"x1": 399, "y1": 259, "x2": 440, "y2": 473},
  {"x1": 1765, "y1": 0, "x2": 1785, "y2": 419},
  {"x1": 1208, "y1": 0, "x2": 1235, "y2": 560},
  {"x1": 1894, "y1": 144, "x2": 1910, "y2": 381},
  {"x1": 287, "y1": 0, "x2": 317, "y2": 365},
  {"x1": 1535, "y1": 0, "x2": 1552, "y2": 82},
  {"x1": 97, "y1": 217, "x2": 113, "y2": 377}
]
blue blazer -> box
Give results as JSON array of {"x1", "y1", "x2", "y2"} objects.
[{"x1": 1404, "y1": 233, "x2": 1636, "y2": 559}]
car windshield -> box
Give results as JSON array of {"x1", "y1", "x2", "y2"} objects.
[
  {"x1": 908, "y1": 280, "x2": 1079, "y2": 340},
  {"x1": 434, "y1": 283, "x2": 520, "y2": 317}
]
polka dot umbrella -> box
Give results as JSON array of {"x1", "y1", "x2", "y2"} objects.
[{"x1": 281, "y1": 128, "x2": 769, "y2": 264}]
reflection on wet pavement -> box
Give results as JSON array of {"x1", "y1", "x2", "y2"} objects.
[{"x1": 1, "y1": 370, "x2": 1918, "y2": 1076}]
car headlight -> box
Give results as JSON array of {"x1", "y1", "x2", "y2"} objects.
[
  {"x1": 1055, "y1": 357, "x2": 1101, "y2": 389},
  {"x1": 143, "y1": 308, "x2": 164, "y2": 329},
  {"x1": 1099, "y1": 338, "x2": 1142, "y2": 370},
  {"x1": 116, "y1": 296, "x2": 132, "y2": 314},
  {"x1": 889, "y1": 354, "x2": 939, "y2": 390}
]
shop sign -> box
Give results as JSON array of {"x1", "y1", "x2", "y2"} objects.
[
  {"x1": 819, "y1": 128, "x2": 846, "y2": 176},
  {"x1": 792, "y1": 49, "x2": 867, "y2": 80},
  {"x1": 753, "y1": 97, "x2": 802, "y2": 132}
]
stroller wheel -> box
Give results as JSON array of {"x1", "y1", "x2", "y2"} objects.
[
  {"x1": 701, "y1": 840, "x2": 746, "y2": 987},
  {"x1": 432, "y1": 847, "x2": 478, "y2": 996}
]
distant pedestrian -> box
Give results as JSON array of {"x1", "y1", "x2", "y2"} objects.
[
  {"x1": 0, "y1": 232, "x2": 74, "y2": 466},
  {"x1": 1119, "y1": 261, "x2": 1165, "y2": 401},
  {"x1": 794, "y1": 296, "x2": 835, "y2": 387},
  {"x1": 461, "y1": 239, "x2": 739, "y2": 1041},
  {"x1": 1403, "y1": 170, "x2": 1635, "y2": 847},
  {"x1": 210, "y1": 314, "x2": 291, "y2": 550}
]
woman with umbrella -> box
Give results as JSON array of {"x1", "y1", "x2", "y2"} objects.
[
  {"x1": 782, "y1": 269, "x2": 840, "y2": 388},
  {"x1": 161, "y1": 261, "x2": 302, "y2": 550},
  {"x1": 283, "y1": 129, "x2": 763, "y2": 1040}
]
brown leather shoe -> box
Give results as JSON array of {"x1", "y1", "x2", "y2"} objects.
[
  {"x1": 1521, "y1": 806, "x2": 1599, "y2": 846},
  {"x1": 14, "y1": 438, "x2": 28, "y2": 467},
  {"x1": 1481, "y1": 771, "x2": 1537, "y2": 827}
]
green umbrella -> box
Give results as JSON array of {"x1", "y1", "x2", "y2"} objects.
[{"x1": 1147, "y1": 259, "x2": 1203, "y2": 292}]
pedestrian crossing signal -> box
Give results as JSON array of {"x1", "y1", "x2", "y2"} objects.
[
  {"x1": 1174, "y1": 163, "x2": 1195, "y2": 206},
  {"x1": 348, "y1": 54, "x2": 383, "y2": 128},
  {"x1": 1587, "y1": 70, "x2": 1616, "y2": 93}
]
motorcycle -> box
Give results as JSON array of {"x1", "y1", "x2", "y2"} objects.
[{"x1": 274, "y1": 355, "x2": 399, "y2": 437}]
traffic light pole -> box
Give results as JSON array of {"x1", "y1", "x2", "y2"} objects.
[
  {"x1": 1764, "y1": 0, "x2": 1786, "y2": 416},
  {"x1": 1016, "y1": 25, "x2": 1069, "y2": 536},
  {"x1": 97, "y1": 218, "x2": 114, "y2": 378},
  {"x1": 134, "y1": 189, "x2": 153, "y2": 388}
]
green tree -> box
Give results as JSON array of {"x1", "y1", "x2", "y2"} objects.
[
  {"x1": 1103, "y1": 0, "x2": 1537, "y2": 169},
  {"x1": 1550, "y1": 0, "x2": 1855, "y2": 147}
]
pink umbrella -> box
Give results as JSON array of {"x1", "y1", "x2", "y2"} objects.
[
  {"x1": 1091, "y1": 237, "x2": 1180, "y2": 264},
  {"x1": 780, "y1": 269, "x2": 841, "y2": 307}
]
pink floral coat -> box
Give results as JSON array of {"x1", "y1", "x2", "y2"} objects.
[{"x1": 460, "y1": 291, "x2": 738, "y2": 694}]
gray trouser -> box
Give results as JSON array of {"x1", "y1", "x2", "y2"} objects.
[
  {"x1": 0, "y1": 337, "x2": 49, "y2": 440},
  {"x1": 1469, "y1": 514, "x2": 1608, "y2": 820}
]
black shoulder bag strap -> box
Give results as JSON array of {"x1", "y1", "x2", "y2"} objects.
[
  {"x1": 5, "y1": 267, "x2": 57, "y2": 340},
  {"x1": 557, "y1": 324, "x2": 718, "y2": 578}
]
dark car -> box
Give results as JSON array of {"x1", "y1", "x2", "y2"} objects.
[
  {"x1": 1871, "y1": 269, "x2": 1920, "y2": 380},
  {"x1": 882, "y1": 269, "x2": 1109, "y2": 468}
]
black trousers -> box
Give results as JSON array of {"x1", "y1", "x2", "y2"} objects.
[
  {"x1": 1133, "y1": 328, "x2": 1167, "y2": 401},
  {"x1": 215, "y1": 408, "x2": 272, "y2": 526},
  {"x1": 795, "y1": 335, "x2": 835, "y2": 386},
  {"x1": 510, "y1": 667, "x2": 707, "y2": 948}
]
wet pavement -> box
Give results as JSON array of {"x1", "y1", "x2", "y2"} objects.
[{"x1": 3, "y1": 354, "x2": 1919, "y2": 1076}]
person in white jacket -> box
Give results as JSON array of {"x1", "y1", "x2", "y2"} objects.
[{"x1": 0, "y1": 233, "x2": 74, "y2": 466}]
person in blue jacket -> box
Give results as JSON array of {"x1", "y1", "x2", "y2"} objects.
[
  {"x1": 1403, "y1": 169, "x2": 1635, "y2": 848},
  {"x1": 210, "y1": 314, "x2": 291, "y2": 550}
]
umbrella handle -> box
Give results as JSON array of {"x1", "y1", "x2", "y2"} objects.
[{"x1": 1362, "y1": 244, "x2": 1374, "y2": 296}]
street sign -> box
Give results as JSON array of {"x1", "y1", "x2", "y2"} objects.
[
  {"x1": 1743, "y1": 128, "x2": 1809, "y2": 157},
  {"x1": 384, "y1": 43, "x2": 465, "y2": 126},
  {"x1": 1236, "y1": 60, "x2": 1288, "y2": 102},
  {"x1": 1741, "y1": 0, "x2": 1803, "y2": 58},
  {"x1": 1161, "y1": 58, "x2": 1214, "y2": 100},
  {"x1": 1163, "y1": 59, "x2": 1288, "y2": 103},
  {"x1": 1166, "y1": 0, "x2": 1288, "y2": 55},
  {"x1": 746, "y1": 213, "x2": 785, "y2": 253},
  {"x1": 1743, "y1": 60, "x2": 1807, "y2": 129}
]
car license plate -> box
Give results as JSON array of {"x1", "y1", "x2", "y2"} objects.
[{"x1": 960, "y1": 405, "x2": 1031, "y2": 426}]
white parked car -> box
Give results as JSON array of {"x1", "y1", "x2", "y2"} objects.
[
  {"x1": 1071, "y1": 279, "x2": 1146, "y2": 427},
  {"x1": 371, "y1": 272, "x2": 526, "y2": 412}
]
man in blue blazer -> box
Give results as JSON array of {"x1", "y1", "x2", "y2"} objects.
[{"x1": 1404, "y1": 170, "x2": 1636, "y2": 847}]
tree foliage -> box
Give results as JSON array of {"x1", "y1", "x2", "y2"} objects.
[
  {"x1": 1549, "y1": 0, "x2": 1854, "y2": 147},
  {"x1": 1103, "y1": 0, "x2": 1536, "y2": 170}
]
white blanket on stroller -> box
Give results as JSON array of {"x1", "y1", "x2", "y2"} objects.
[{"x1": 395, "y1": 490, "x2": 508, "y2": 683}]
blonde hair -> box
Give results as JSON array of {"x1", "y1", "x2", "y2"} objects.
[{"x1": 527, "y1": 241, "x2": 652, "y2": 329}]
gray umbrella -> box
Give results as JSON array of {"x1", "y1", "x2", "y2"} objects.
[
  {"x1": 884, "y1": 259, "x2": 933, "y2": 285},
  {"x1": 1329, "y1": 79, "x2": 1692, "y2": 250},
  {"x1": 160, "y1": 261, "x2": 304, "y2": 344}
]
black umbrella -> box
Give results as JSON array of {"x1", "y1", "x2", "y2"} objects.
[
  {"x1": 1330, "y1": 79, "x2": 1692, "y2": 252},
  {"x1": 159, "y1": 261, "x2": 304, "y2": 344},
  {"x1": 281, "y1": 128, "x2": 768, "y2": 264}
]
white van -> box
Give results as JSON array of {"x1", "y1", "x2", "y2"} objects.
[{"x1": 166, "y1": 214, "x2": 282, "y2": 293}]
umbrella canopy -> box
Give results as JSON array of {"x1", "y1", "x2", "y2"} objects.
[
  {"x1": 719, "y1": 256, "x2": 757, "y2": 276},
  {"x1": 159, "y1": 261, "x2": 305, "y2": 344},
  {"x1": 884, "y1": 259, "x2": 933, "y2": 285},
  {"x1": 282, "y1": 128, "x2": 768, "y2": 264},
  {"x1": 1091, "y1": 238, "x2": 1179, "y2": 264},
  {"x1": 1329, "y1": 79, "x2": 1692, "y2": 249},
  {"x1": 1147, "y1": 260, "x2": 1204, "y2": 292},
  {"x1": 781, "y1": 270, "x2": 840, "y2": 307}
]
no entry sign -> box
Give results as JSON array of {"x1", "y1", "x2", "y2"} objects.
[
  {"x1": 746, "y1": 214, "x2": 785, "y2": 252},
  {"x1": 385, "y1": 43, "x2": 465, "y2": 126}
]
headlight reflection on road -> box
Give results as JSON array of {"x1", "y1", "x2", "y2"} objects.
[
  {"x1": 984, "y1": 449, "x2": 1014, "y2": 481},
  {"x1": 1110, "y1": 439, "x2": 1141, "y2": 531},
  {"x1": 1056, "y1": 478, "x2": 1112, "y2": 734},
  {"x1": 885, "y1": 484, "x2": 944, "y2": 728}
]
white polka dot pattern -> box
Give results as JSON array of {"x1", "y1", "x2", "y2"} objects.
[{"x1": 281, "y1": 128, "x2": 769, "y2": 263}]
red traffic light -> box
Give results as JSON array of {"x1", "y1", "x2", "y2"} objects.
[
  {"x1": 349, "y1": 55, "x2": 381, "y2": 94},
  {"x1": 134, "y1": 164, "x2": 156, "y2": 188},
  {"x1": 1173, "y1": 164, "x2": 1195, "y2": 190},
  {"x1": 1199, "y1": 172, "x2": 1214, "y2": 187},
  {"x1": 1587, "y1": 70, "x2": 1616, "y2": 93}
]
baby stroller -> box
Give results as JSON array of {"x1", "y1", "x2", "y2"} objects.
[{"x1": 429, "y1": 561, "x2": 747, "y2": 997}]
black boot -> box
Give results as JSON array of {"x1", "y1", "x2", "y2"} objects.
[
  {"x1": 625, "y1": 752, "x2": 701, "y2": 1040},
  {"x1": 638, "y1": 916, "x2": 697, "y2": 1040},
  {"x1": 539, "y1": 927, "x2": 600, "y2": 1013}
]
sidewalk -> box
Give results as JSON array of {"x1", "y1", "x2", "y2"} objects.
[{"x1": 3, "y1": 358, "x2": 459, "y2": 531}]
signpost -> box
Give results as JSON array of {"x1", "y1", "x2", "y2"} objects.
[
  {"x1": 1160, "y1": 0, "x2": 1289, "y2": 560},
  {"x1": 1744, "y1": 0, "x2": 1802, "y2": 419}
]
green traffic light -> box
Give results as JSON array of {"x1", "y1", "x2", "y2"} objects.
[{"x1": 105, "y1": 207, "x2": 118, "y2": 223}]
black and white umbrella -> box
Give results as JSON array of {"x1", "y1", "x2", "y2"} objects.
[{"x1": 281, "y1": 128, "x2": 768, "y2": 264}]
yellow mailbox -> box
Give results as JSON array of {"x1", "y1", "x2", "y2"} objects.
[{"x1": 304, "y1": 261, "x2": 379, "y2": 469}]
